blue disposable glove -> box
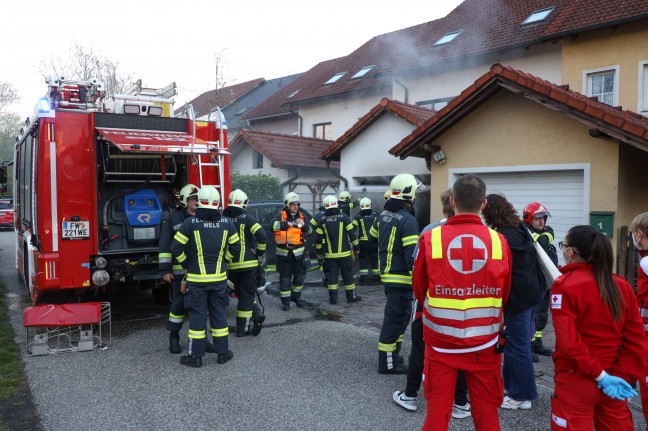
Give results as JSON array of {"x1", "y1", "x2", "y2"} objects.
[{"x1": 597, "y1": 374, "x2": 638, "y2": 401}]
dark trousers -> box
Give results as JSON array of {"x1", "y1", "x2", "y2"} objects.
[
  {"x1": 228, "y1": 269, "x2": 263, "y2": 319},
  {"x1": 406, "y1": 316, "x2": 468, "y2": 405},
  {"x1": 358, "y1": 242, "x2": 378, "y2": 275},
  {"x1": 184, "y1": 281, "x2": 229, "y2": 357},
  {"x1": 378, "y1": 285, "x2": 412, "y2": 370},
  {"x1": 166, "y1": 275, "x2": 186, "y2": 332},
  {"x1": 324, "y1": 256, "x2": 355, "y2": 290},
  {"x1": 533, "y1": 288, "x2": 551, "y2": 333},
  {"x1": 277, "y1": 253, "x2": 306, "y2": 303}
]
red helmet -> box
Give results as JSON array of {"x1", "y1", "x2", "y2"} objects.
[{"x1": 523, "y1": 202, "x2": 550, "y2": 225}]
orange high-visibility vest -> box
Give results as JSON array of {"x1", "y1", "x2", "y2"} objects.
[{"x1": 275, "y1": 211, "x2": 305, "y2": 246}]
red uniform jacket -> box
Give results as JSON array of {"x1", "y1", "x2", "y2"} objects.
[
  {"x1": 413, "y1": 214, "x2": 512, "y2": 351},
  {"x1": 637, "y1": 250, "x2": 648, "y2": 330},
  {"x1": 551, "y1": 262, "x2": 648, "y2": 382}
]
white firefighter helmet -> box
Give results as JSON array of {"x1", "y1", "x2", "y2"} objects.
[
  {"x1": 384, "y1": 189, "x2": 392, "y2": 201},
  {"x1": 197, "y1": 185, "x2": 221, "y2": 210},
  {"x1": 360, "y1": 197, "x2": 372, "y2": 209},
  {"x1": 284, "y1": 192, "x2": 301, "y2": 208},
  {"x1": 179, "y1": 183, "x2": 199, "y2": 207},
  {"x1": 339, "y1": 190, "x2": 352, "y2": 202},
  {"x1": 228, "y1": 189, "x2": 249, "y2": 209},
  {"x1": 390, "y1": 174, "x2": 420, "y2": 201},
  {"x1": 323, "y1": 195, "x2": 338, "y2": 209}
]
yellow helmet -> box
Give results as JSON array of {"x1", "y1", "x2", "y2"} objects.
[
  {"x1": 339, "y1": 191, "x2": 352, "y2": 203},
  {"x1": 179, "y1": 184, "x2": 199, "y2": 207},
  {"x1": 197, "y1": 185, "x2": 221, "y2": 209},
  {"x1": 322, "y1": 195, "x2": 338, "y2": 209},
  {"x1": 228, "y1": 189, "x2": 249, "y2": 209},
  {"x1": 390, "y1": 174, "x2": 420, "y2": 201},
  {"x1": 284, "y1": 192, "x2": 301, "y2": 208},
  {"x1": 360, "y1": 197, "x2": 372, "y2": 209}
]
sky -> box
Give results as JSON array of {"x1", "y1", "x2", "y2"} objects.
[{"x1": 1, "y1": 0, "x2": 463, "y2": 116}]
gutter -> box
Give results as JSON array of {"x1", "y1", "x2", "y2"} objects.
[{"x1": 324, "y1": 159, "x2": 348, "y2": 190}]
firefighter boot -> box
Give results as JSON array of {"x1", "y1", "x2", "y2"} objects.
[
  {"x1": 533, "y1": 337, "x2": 553, "y2": 356},
  {"x1": 236, "y1": 317, "x2": 250, "y2": 337},
  {"x1": 281, "y1": 298, "x2": 291, "y2": 311},
  {"x1": 346, "y1": 289, "x2": 362, "y2": 303},
  {"x1": 251, "y1": 314, "x2": 265, "y2": 336},
  {"x1": 291, "y1": 293, "x2": 306, "y2": 308},
  {"x1": 329, "y1": 290, "x2": 338, "y2": 305},
  {"x1": 378, "y1": 351, "x2": 408, "y2": 375},
  {"x1": 180, "y1": 355, "x2": 203, "y2": 368},
  {"x1": 217, "y1": 350, "x2": 234, "y2": 364},
  {"x1": 169, "y1": 330, "x2": 181, "y2": 354}
]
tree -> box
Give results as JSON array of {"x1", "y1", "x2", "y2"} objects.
[
  {"x1": 0, "y1": 112, "x2": 21, "y2": 195},
  {"x1": 0, "y1": 81, "x2": 19, "y2": 110},
  {"x1": 230, "y1": 171, "x2": 282, "y2": 202},
  {"x1": 38, "y1": 42, "x2": 133, "y2": 96}
]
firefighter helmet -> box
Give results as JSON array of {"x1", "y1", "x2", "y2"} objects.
[
  {"x1": 390, "y1": 174, "x2": 420, "y2": 201},
  {"x1": 323, "y1": 195, "x2": 338, "y2": 209},
  {"x1": 284, "y1": 192, "x2": 301, "y2": 208},
  {"x1": 228, "y1": 189, "x2": 249, "y2": 209},
  {"x1": 339, "y1": 190, "x2": 352, "y2": 203},
  {"x1": 384, "y1": 189, "x2": 392, "y2": 201},
  {"x1": 523, "y1": 202, "x2": 550, "y2": 225},
  {"x1": 179, "y1": 183, "x2": 199, "y2": 207},
  {"x1": 360, "y1": 197, "x2": 372, "y2": 209},
  {"x1": 197, "y1": 185, "x2": 221, "y2": 210}
]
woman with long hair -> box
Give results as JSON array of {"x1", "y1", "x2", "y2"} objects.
[
  {"x1": 482, "y1": 193, "x2": 544, "y2": 409},
  {"x1": 550, "y1": 225, "x2": 647, "y2": 430}
]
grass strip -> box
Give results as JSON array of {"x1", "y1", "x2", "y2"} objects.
[{"x1": 0, "y1": 281, "x2": 22, "y2": 399}]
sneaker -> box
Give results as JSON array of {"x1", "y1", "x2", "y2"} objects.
[
  {"x1": 500, "y1": 396, "x2": 531, "y2": 410},
  {"x1": 392, "y1": 390, "x2": 417, "y2": 411},
  {"x1": 452, "y1": 402, "x2": 472, "y2": 419}
]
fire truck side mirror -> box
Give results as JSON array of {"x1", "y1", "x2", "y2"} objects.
[{"x1": 0, "y1": 166, "x2": 6, "y2": 185}]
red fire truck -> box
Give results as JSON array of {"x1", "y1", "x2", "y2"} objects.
[{"x1": 11, "y1": 77, "x2": 230, "y2": 305}]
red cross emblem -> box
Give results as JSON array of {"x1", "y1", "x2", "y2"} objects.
[{"x1": 448, "y1": 234, "x2": 488, "y2": 274}]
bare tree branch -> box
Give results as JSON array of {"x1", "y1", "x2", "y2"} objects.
[{"x1": 0, "y1": 81, "x2": 19, "y2": 110}]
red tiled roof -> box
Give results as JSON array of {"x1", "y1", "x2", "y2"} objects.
[
  {"x1": 231, "y1": 130, "x2": 339, "y2": 170},
  {"x1": 391, "y1": 63, "x2": 648, "y2": 159},
  {"x1": 176, "y1": 78, "x2": 265, "y2": 117},
  {"x1": 247, "y1": 0, "x2": 648, "y2": 117},
  {"x1": 322, "y1": 98, "x2": 435, "y2": 161}
]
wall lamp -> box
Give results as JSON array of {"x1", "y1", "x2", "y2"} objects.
[{"x1": 433, "y1": 150, "x2": 447, "y2": 165}]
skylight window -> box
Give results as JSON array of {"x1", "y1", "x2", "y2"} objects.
[
  {"x1": 351, "y1": 65, "x2": 375, "y2": 79},
  {"x1": 433, "y1": 30, "x2": 463, "y2": 46},
  {"x1": 522, "y1": 7, "x2": 555, "y2": 25},
  {"x1": 287, "y1": 89, "x2": 300, "y2": 98},
  {"x1": 324, "y1": 72, "x2": 347, "y2": 85}
]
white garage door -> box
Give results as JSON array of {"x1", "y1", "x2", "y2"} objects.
[{"x1": 451, "y1": 168, "x2": 588, "y2": 265}]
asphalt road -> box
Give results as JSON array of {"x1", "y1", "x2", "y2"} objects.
[{"x1": 2, "y1": 230, "x2": 646, "y2": 430}]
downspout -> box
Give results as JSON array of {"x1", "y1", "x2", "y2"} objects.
[
  {"x1": 394, "y1": 78, "x2": 409, "y2": 104},
  {"x1": 281, "y1": 169, "x2": 299, "y2": 195},
  {"x1": 289, "y1": 105, "x2": 303, "y2": 136},
  {"x1": 324, "y1": 159, "x2": 348, "y2": 190}
]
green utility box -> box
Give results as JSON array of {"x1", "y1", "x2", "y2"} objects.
[{"x1": 590, "y1": 211, "x2": 614, "y2": 237}]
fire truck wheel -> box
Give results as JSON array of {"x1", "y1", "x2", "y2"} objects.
[{"x1": 151, "y1": 283, "x2": 171, "y2": 304}]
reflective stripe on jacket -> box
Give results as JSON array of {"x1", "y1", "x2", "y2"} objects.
[
  {"x1": 272, "y1": 209, "x2": 312, "y2": 258},
  {"x1": 228, "y1": 212, "x2": 267, "y2": 271},
  {"x1": 159, "y1": 207, "x2": 193, "y2": 275},
  {"x1": 315, "y1": 211, "x2": 359, "y2": 259}
]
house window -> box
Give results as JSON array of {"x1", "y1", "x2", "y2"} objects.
[
  {"x1": 417, "y1": 97, "x2": 454, "y2": 111},
  {"x1": 433, "y1": 31, "x2": 462, "y2": 46},
  {"x1": 583, "y1": 66, "x2": 619, "y2": 107},
  {"x1": 522, "y1": 7, "x2": 555, "y2": 25},
  {"x1": 639, "y1": 61, "x2": 648, "y2": 113},
  {"x1": 253, "y1": 149, "x2": 263, "y2": 169},
  {"x1": 324, "y1": 72, "x2": 347, "y2": 85},
  {"x1": 351, "y1": 66, "x2": 375, "y2": 80},
  {"x1": 313, "y1": 123, "x2": 332, "y2": 140}
]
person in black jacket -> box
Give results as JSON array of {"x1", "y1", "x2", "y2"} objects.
[
  {"x1": 223, "y1": 189, "x2": 267, "y2": 337},
  {"x1": 483, "y1": 193, "x2": 544, "y2": 410},
  {"x1": 353, "y1": 197, "x2": 379, "y2": 284},
  {"x1": 338, "y1": 190, "x2": 359, "y2": 217},
  {"x1": 523, "y1": 202, "x2": 559, "y2": 357},
  {"x1": 171, "y1": 186, "x2": 240, "y2": 368},
  {"x1": 370, "y1": 174, "x2": 420, "y2": 374}
]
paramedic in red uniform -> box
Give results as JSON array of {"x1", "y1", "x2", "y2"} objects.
[
  {"x1": 630, "y1": 211, "x2": 648, "y2": 428},
  {"x1": 550, "y1": 225, "x2": 647, "y2": 431},
  {"x1": 413, "y1": 174, "x2": 512, "y2": 431}
]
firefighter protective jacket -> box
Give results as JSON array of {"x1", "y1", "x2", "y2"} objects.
[
  {"x1": 171, "y1": 212, "x2": 240, "y2": 283},
  {"x1": 223, "y1": 206, "x2": 267, "y2": 271},
  {"x1": 369, "y1": 200, "x2": 419, "y2": 286},
  {"x1": 637, "y1": 250, "x2": 648, "y2": 330},
  {"x1": 272, "y1": 209, "x2": 312, "y2": 258},
  {"x1": 310, "y1": 207, "x2": 325, "y2": 229},
  {"x1": 353, "y1": 209, "x2": 377, "y2": 243},
  {"x1": 551, "y1": 262, "x2": 648, "y2": 382},
  {"x1": 413, "y1": 214, "x2": 512, "y2": 352},
  {"x1": 315, "y1": 208, "x2": 359, "y2": 259},
  {"x1": 339, "y1": 199, "x2": 358, "y2": 217},
  {"x1": 159, "y1": 207, "x2": 193, "y2": 276}
]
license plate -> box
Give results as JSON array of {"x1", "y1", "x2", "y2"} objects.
[{"x1": 62, "y1": 221, "x2": 90, "y2": 239}]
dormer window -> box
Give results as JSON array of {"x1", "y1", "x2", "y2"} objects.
[
  {"x1": 324, "y1": 72, "x2": 347, "y2": 85},
  {"x1": 433, "y1": 30, "x2": 462, "y2": 46},
  {"x1": 351, "y1": 66, "x2": 375, "y2": 80},
  {"x1": 522, "y1": 7, "x2": 555, "y2": 25}
]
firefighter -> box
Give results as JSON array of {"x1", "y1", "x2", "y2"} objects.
[
  {"x1": 171, "y1": 185, "x2": 240, "y2": 368},
  {"x1": 159, "y1": 183, "x2": 202, "y2": 354},
  {"x1": 523, "y1": 201, "x2": 559, "y2": 358},
  {"x1": 223, "y1": 189, "x2": 267, "y2": 337},
  {"x1": 370, "y1": 173, "x2": 420, "y2": 374},
  {"x1": 338, "y1": 190, "x2": 359, "y2": 217},
  {"x1": 353, "y1": 197, "x2": 379, "y2": 284},
  {"x1": 550, "y1": 225, "x2": 646, "y2": 430},
  {"x1": 310, "y1": 203, "x2": 328, "y2": 287},
  {"x1": 413, "y1": 174, "x2": 513, "y2": 431},
  {"x1": 315, "y1": 195, "x2": 361, "y2": 304},
  {"x1": 272, "y1": 192, "x2": 313, "y2": 311}
]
